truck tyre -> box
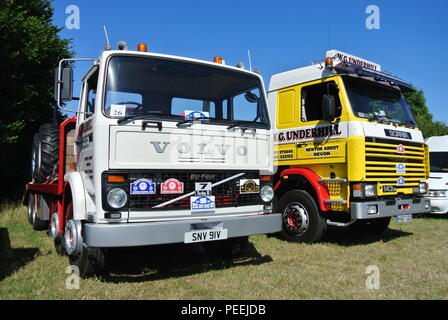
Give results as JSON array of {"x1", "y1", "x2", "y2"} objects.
[
  {"x1": 278, "y1": 190, "x2": 327, "y2": 243},
  {"x1": 349, "y1": 217, "x2": 391, "y2": 234},
  {"x1": 27, "y1": 193, "x2": 48, "y2": 231},
  {"x1": 31, "y1": 124, "x2": 59, "y2": 183},
  {"x1": 203, "y1": 236, "x2": 248, "y2": 259},
  {"x1": 64, "y1": 203, "x2": 106, "y2": 278},
  {"x1": 54, "y1": 236, "x2": 66, "y2": 256},
  {"x1": 68, "y1": 246, "x2": 106, "y2": 279}
]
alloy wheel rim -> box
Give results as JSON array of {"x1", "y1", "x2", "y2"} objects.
[{"x1": 284, "y1": 203, "x2": 310, "y2": 235}]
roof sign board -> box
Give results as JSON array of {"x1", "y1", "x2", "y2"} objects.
[{"x1": 327, "y1": 50, "x2": 381, "y2": 72}]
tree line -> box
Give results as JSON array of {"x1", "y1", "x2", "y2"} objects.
[{"x1": 0, "y1": 0, "x2": 72, "y2": 201}]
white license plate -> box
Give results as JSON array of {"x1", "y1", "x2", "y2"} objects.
[
  {"x1": 184, "y1": 228, "x2": 228, "y2": 244},
  {"x1": 396, "y1": 214, "x2": 413, "y2": 224}
]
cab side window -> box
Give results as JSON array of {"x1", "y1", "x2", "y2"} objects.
[
  {"x1": 301, "y1": 81, "x2": 341, "y2": 122},
  {"x1": 85, "y1": 69, "x2": 99, "y2": 117}
]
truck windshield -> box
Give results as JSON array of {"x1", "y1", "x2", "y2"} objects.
[
  {"x1": 104, "y1": 56, "x2": 269, "y2": 128},
  {"x1": 430, "y1": 152, "x2": 448, "y2": 173},
  {"x1": 343, "y1": 76, "x2": 416, "y2": 126}
]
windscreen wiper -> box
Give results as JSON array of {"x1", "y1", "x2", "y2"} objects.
[
  {"x1": 117, "y1": 111, "x2": 163, "y2": 124},
  {"x1": 227, "y1": 122, "x2": 251, "y2": 130},
  {"x1": 368, "y1": 113, "x2": 390, "y2": 124},
  {"x1": 227, "y1": 122, "x2": 257, "y2": 135},
  {"x1": 401, "y1": 120, "x2": 417, "y2": 128}
]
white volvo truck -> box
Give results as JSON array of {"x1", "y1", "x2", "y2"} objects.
[{"x1": 25, "y1": 43, "x2": 281, "y2": 277}]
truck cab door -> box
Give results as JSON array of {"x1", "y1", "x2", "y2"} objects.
[{"x1": 75, "y1": 67, "x2": 98, "y2": 194}]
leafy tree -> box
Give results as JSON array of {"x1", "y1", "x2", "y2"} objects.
[
  {"x1": 0, "y1": 0, "x2": 72, "y2": 200},
  {"x1": 404, "y1": 90, "x2": 448, "y2": 139}
]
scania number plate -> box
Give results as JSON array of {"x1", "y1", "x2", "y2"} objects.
[{"x1": 184, "y1": 228, "x2": 228, "y2": 244}]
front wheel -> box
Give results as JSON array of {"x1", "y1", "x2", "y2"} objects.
[
  {"x1": 278, "y1": 190, "x2": 327, "y2": 243},
  {"x1": 68, "y1": 246, "x2": 107, "y2": 279},
  {"x1": 64, "y1": 204, "x2": 106, "y2": 278}
]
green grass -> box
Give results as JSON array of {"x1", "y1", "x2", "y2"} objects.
[{"x1": 1, "y1": 204, "x2": 448, "y2": 300}]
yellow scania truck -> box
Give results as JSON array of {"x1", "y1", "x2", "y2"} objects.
[{"x1": 268, "y1": 50, "x2": 431, "y2": 243}]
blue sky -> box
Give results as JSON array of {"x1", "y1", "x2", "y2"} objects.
[{"x1": 52, "y1": 0, "x2": 447, "y2": 121}]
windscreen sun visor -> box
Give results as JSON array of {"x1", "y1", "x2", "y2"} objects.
[{"x1": 334, "y1": 62, "x2": 416, "y2": 93}]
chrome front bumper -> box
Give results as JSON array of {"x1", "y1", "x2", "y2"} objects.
[
  {"x1": 351, "y1": 197, "x2": 431, "y2": 220},
  {"x1": 83, "y1": 213, "x2": 282, "y2": 248}
]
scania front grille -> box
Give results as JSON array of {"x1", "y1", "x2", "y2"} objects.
[{"x1": 364, "y1": 137, "x2": 427, "y2": 188}]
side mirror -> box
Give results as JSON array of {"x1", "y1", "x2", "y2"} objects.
[
  {"x1": 54, "y1": 67, "x2": 73, "y2": 105},
  {"x1": 244, "y1": 92, "x2": 259, "y2": 103},
  {"x1": 322, "y1": 94, "x2": 336, "y2": 122}
]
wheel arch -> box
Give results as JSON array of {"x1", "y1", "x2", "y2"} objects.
[
  {"x1": 274, "y1": 168, "x2": 330, "y2": 212},
  {"x1": 64, "y1": 171, "x2": 87, "y2": 221}
]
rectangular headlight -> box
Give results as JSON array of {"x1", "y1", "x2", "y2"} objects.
[
  {"x1": 352, "y1": 183, "x2": 376, "y2": 198},
  {"x1": 364, "y1": 184, "x2": 377, "y2": 197},
  {"x1": 419, "y1": 182, "x2": 428, "y2": 194}
]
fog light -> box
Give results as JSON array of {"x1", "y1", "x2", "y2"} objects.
[
  {"x1": 107, "y1": 188, "x2": 128, "y2": 209},
  {"x1": 260, "y1": 185, "x2": 274, "y2": 202},
  {"x1": 367, "y1": 205, "x2": 378, "y2": 215}
]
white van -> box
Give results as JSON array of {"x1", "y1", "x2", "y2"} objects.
[{"x1": 425, "y1": 136, "x2": 448, "y2": 214}]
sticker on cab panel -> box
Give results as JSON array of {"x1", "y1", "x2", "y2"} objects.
[
  {"x1": 191, "y1": 196, "x2": 216, "y2": 211},
  {"x1": 240, "y1": 179, "x2": 260, "y2": 194},
  {"x1": 130, "y1": 178, "x2": 156, "y2": 195},
  {"x1": 161, "y1": 178, "x2": 184, "y2": 194}
]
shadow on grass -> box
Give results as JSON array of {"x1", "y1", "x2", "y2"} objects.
[
  {"x1": 321, "y1": 226, "x2": 413, "y2": 247},
  {"x1": 0, "y1": 228, "x2": 40, "y2": 281},
  {"x1": 421, "y1": 213, "x2": 448, "y2": 220},
  {"x1": 100, "y1": 241, "x2": 273, "y2": 283}
]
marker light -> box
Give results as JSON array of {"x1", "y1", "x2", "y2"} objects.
[
  {"x1": 353, "y1": 184, "x2": 363, "y2": 198},
  {"x1": 137, "y1": 43, "x2": 148, "y2": 52},
  {"x1": 108, "y1": 175, "x2": 126, "y2": 183},
  {"x1": 325, "y1": 57, "x2": 334, "y2": 68},
  {"x1": 213, "y1": 56, "x2": 223, "y2": 64}
]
